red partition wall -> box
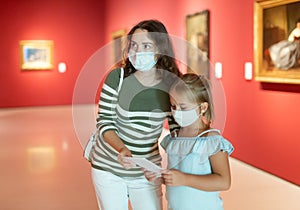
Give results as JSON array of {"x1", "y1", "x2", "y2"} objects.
[
  {"x1": 103, "y1": 0, "x2": 300, "y2": 186},
  {"x1": 0, "y1": 0, "x2": 105, "y2": 107},
  {"x1": 1, "y1": 0, "x2": 300, "y2": 186}
]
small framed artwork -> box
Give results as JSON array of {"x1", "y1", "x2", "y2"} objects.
[
  {"x1": 254, "y1": 0, "x2": 300, "y2": 84},
  {"x1": 20, "y1": 40, "x2": 54, "y2": 70},
  {"x1": 186, "y1": 10, "x2": 210, "y2": 77},
  {"x1": 111, "y1": 29, "x2": 127, "y2": 64}
]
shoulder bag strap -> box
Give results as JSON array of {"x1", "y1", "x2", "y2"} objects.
[{"x1": 117, "y1": 68, "x2": 124, "y2": 93}]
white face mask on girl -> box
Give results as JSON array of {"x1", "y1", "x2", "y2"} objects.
[
  {"x1": 129, "y1": 52, "x2": 157, "y2": 71},
  {"x1": 171, "y1": 106, "x2": 201, "y2": 127}
]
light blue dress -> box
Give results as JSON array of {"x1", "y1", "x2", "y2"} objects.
[{"x1": 160, "y1": 129, "x2": 234, "y2": 210}]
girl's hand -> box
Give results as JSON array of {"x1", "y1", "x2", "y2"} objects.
[
  {"x1": 117, "y1": 147, "x2": 135, "y2": 169},
  {"x1": 162, "y1": 169, "x2": 186, "y2": 186}
]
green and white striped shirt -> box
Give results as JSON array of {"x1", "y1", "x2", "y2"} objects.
[{"x1": 91, "y1": 68, "x2": 178, "y2": 177}]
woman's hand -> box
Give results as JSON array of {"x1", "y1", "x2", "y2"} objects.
[
  {"x1": 143, "y1": 169, "x2": 161, "y2": 182},
  {"x1": 117, "y1": 147, "x2": 135, "y2": 169},
  {"x1": 143, "y1": 169, "x2": 163, "y2": 185},
  {"x1": 162, "y1": 169, "x2": 186, "y2": 186}
]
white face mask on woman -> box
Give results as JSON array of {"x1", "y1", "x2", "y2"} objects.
[
  {"x1": 129, "y1": 52, "x2": 157, "y2": 71},
  {"x1": 171, "y1": 106, "x2": 201, "y2": 127}
]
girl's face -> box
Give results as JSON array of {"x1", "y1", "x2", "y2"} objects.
[
  {"x1": 129, "y1": 29, "x2": 156, "y2": 54},
  {"x1": 169, "y1": 88, "x2": 199, "y2": 112}
]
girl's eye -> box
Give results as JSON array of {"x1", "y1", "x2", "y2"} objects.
[
  {"x1": 171, "y1": 105, "x2": 188, "y2": 111},
  {"x1": 180, "y1": 107, "x2": 189, "y2": 111},
  {"x1": 170, "y1": 105, "x2": 176, "y2": 110}
]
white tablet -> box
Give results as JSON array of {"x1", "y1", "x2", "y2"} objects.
[{"x1": 124, "y1": 157, "x2": 162, "y2": 173}]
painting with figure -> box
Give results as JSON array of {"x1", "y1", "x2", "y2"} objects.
[
  {"x1": 186, "y1": 10, "x2": 210, "y2": 77},
  {"x1": 254, "y1": 0, "x2": 300, "y2": 84}
]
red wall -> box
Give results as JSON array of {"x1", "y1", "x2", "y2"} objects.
[
  {"x1": 0, "y1": 0, "x2": 105, "y2": 107},
  {"x1": 104, "y1": 0, "x2": 300, "y2": 185},
  {"x1": 1, "y1": 0, "x2": 300, "y2": 185}
]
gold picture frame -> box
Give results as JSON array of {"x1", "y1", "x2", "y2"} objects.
[
  {"x1": 254, "y1": 0, "x2": 300, "y2": 84},
  {"x1": 20, "y1": 40, "x2": 54, "y2": 70},
  {"x1": 111, "y1": 29, "x2": 127, "y2": 64},
  {"x1": 186, "y1": 10, "x2": 210, "y2": 77}
]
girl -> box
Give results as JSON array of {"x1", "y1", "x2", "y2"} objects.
[{"x1": 147, "y1": 73, "x2": 234, "y2": 210}]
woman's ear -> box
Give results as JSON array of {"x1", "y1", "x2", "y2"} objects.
[{"x1": 154, "y1": 53, "x2": 160, "y2": 61}]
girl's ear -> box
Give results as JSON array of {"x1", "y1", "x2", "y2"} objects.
[{"x1": 200, "y1": 102, "x2": 209, "y2": 113}]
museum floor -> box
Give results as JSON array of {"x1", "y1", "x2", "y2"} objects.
[{"x1": 0, "y1": 105, "x2": 299, "y2": 210}]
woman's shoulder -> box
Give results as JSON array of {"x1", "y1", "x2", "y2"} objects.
[
  {"x1": 104, "y1": 68, "x2": 123, "y2": 88},
  {"x1": 107, "y1": 68, "x2": 122, "y2": 78}
]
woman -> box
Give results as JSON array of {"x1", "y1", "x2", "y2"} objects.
[{"x1": 90, "y1": 19, "x2": 181, "y2": 210}]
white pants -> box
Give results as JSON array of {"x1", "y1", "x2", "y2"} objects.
[{"x1": 91, "y1": 168, "x2": 163, "y2": 210}]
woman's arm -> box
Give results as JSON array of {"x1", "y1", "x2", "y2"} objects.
[
  {"x1": 102, "y1": 130, "x2": 131, "y2": 156},
  {"x1": 96, "y1": 69, "x2": 133, "y2": 167},
  {"x1": 162, "y1": 151, "x2": 231, "y2": 191},
  {"x1": 103, "y1": 130, "x2": 133, "y2": 169}
]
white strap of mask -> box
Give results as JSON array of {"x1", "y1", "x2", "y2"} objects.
[{"x1": 197, "y1": 129, "x2": 221, "y2": 137}]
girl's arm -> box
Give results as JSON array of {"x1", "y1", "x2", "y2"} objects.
[{"x1": 162, "y1": 151, "x2": 231, "y2": 191}]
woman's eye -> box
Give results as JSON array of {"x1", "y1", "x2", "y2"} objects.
[
  {"x1": 130, "y1": 42, "x2": 137, "y2": 49},
  {"x1": 144, "y1": 44, "x2": 153, "y2": 50},
  {"x1": 170, "y1": 105, "x2": 176, "y2": 110}
]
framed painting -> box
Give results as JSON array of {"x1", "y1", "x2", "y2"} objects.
[
  {"x1": 254, "y1": 0, "x2": 300, "y2": 84},
  {"x1": 111, "y1": 29, "x2": 127, "y2": 64},
  {"x1": 186, "y1": 10, "x2": 210, "y2": 77},
  {"x1": 20, "y1": 40, "x2": 54, "y2": 70}
]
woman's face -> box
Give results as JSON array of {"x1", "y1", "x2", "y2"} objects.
[{"x1": 129, "y1": 29, "x2": 156, "y2": 54}]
